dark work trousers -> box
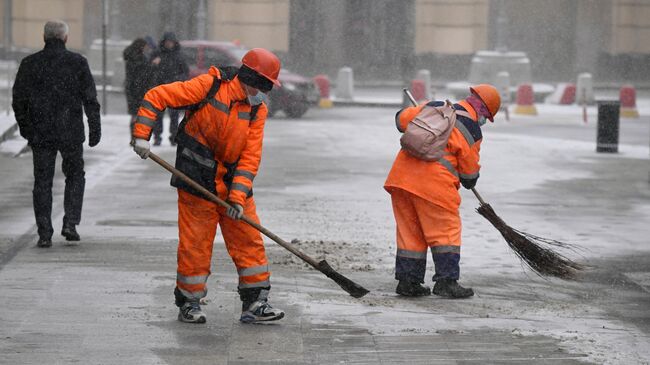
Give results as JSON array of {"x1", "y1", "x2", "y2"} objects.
[
  {"x1": 153, "y1": 108, "x2": 180, "y2": 142},
  {"x1": 31, "y1": 145, "x2": 85, "y2": 240}
]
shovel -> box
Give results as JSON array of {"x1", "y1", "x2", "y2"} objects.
[{"x1": 147, "y1": 152, "x2": 370, "y2": 298}]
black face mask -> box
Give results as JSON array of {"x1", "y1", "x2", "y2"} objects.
[{"x1": 238, "y1": 65, "x2": 273, "y2": 93}]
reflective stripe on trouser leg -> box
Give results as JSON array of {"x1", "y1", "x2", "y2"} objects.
[
  {"x1": 177, "y1": 190, "x2": 219, "y2": 300},
  {"x1": 219, "y1": 197, "x2": 271, "y2": 290},
  {"x1": 391, "y1": 188, "x2": 429, "y2": 283}
]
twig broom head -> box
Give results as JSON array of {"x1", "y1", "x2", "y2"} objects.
[{"x1": 476, "y1": 203, "x2": 583, "y2": 280}]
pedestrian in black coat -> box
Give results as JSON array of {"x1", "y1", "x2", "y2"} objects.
[
  {"x1": 150, "y1": 31, "x2": 189, "y2": 145},
  {"x1": 123, "y1": 38, "x2": 154, "y2": 142},
  {"x1": 12, "y1": 20, "x2": 101, "y2": 248}
]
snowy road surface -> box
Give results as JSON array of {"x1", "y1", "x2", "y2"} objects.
[{"x1": 0, "y1": 104, "x2": 649, "y2": 364}]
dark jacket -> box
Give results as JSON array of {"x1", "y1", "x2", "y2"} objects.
[
  {"x1": 152, "y1": 34, "x2": 189, "y2": 86},
  {"x1": 12, "y1": 39, "x2": 101, "y2": 149},
  {"x1": 123, "y1": 41, "x2": 154, "y2": 115}
]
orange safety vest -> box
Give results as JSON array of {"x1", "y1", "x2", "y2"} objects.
[
  {"x1": 133, "y1": 66, "x2": 267, "y2": 206},
  {"x1": 384, "y1": 100, "x2": 482, "y2": 212}
]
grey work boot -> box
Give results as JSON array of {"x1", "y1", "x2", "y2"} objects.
[
  {"x1": 432, "y1": 278, "x2": 474, "y2": 298},
  {"x1": 239, "y1": 287, "x2": 285, "y2": 324},
  {"x1": 178, "y1": 301, "x2": 207, "y2": 323},
  {"x1": 395, "y1": 280, "x2": 431, "y2": 297}
]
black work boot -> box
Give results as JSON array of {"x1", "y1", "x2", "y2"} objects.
[
  {"x1": 432, "y1": 278, "x2": 474, "y2": 298},
  {"x1": 396, "y1": 280, "x2": 431, "y2": 297},
  {"x1": 61, "y1": 225, "x2": 80, "y2": 241},
  {"x1": 37, "y1": 237, "x2": 52, "y2": 248}
]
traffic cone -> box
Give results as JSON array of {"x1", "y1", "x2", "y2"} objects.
[
  {"x1": 514, "y1": 84, "x2": 537, "y2": 115},
  {"x1": 410, "y1": 79, "x2": 427, "y2": 103},
  {"x1": 313, "y1": 74, "x2": 333, "y2": 108},
  {"x1": 619, "y1": 85, "x2": 639, "y2": 118}
]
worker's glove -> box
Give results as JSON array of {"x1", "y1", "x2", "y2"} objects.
[
  {"x1": 460, "y1": 176, "x2": 478, "y2": 190},
  {"x1": 226, "y1": 202, "x2": 244, "y2": 220},
  {"x1": 133, "y1": 138, "x2": 151, "y2": 159}
]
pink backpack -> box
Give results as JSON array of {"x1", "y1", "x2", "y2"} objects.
[{"x1": 400, "y1": 100, "x2": 469, "y2": 161}]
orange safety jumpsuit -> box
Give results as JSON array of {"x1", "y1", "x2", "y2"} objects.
[
  {"x1": 133, "y1": 66, "x2": 270, "y2": 301},
  {"x1": 384, "y1": 100, "x2": 482, "y2": 283}
]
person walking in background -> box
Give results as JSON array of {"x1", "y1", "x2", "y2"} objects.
[
  {"x1": 131, "y1": 48, "x2": 285, "y2": 324},
  {"x1": 385, "y1": 85, "x2": 501, "y2": 298},
  {"x1": 12, "y1": 20, "x2": 101, "y2": 248},
  {"x1": 150, "y1": 31, "x2": 189, "y2": 146},
  {"x1": 123, "y1": 38, "x2": 155, "y2": 144}
]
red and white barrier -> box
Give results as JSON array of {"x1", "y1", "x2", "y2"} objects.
[
  {"x1": 514, "y1": 84, "x2": 537, "y2": 115},
  {"x1": 619, "y1": 85, "x2": 639, "y2": 118},
  {"x1": 545, "y1": 83, "x2": 576, "y2": 105},
  {"x1": 313, "y1": 74, "x2": 333, "y2": 108}
]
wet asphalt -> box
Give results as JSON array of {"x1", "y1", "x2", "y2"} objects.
[{"x1": 0, "y1": 104, "x2": 649, "y2": 364}]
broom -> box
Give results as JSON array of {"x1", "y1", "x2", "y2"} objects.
[{"x1": 403, "y1": 88, "x2": 583, "y2": 279}]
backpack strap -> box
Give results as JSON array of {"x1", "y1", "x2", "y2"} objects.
[
  {"x1": 250, "y1": 104, "x2": 261, "y2": 122},
  {"x1": 176, "y1": 76, "x2": 222, "y2": 136}
]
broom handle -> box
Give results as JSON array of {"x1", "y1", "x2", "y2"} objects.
[
  {"x1": 148, "y1": 152, "x2": 321, "y2": 268},
  {"x1": 403, "y1": 88, "x2": 489, "y2": 207}
]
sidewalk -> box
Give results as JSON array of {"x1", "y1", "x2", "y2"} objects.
[{"x1": 0, "y1": 101, "x2": 649, "y2": 364}]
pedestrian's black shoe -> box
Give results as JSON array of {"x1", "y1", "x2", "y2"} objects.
[
  {"x1": 432, "y1": 278, "x2": 474, "y2": 298},
  {"x1": 396, "y1": 280, "x2": 431, "y2": 297},
  {"x1": 169, "y1": 137, "x2": 177, "y2": 146},
  {"x1": 61, "y1": 225, "x2": 80, "y2": 241},
  {"x1": 153, "y1": 137, "x2": 162, "y2": 146},
  {"x1": 36, "y1": 238, "x2": 52, "y2": 248},
  {"x1": 178, "y1": 301, "x2": 206, "y2": 324}
]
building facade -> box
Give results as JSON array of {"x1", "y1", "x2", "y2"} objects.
[{"x1": 1, "y1": 0, "x2": 649, "y2": 83}]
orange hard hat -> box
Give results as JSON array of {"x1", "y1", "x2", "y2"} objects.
[
  {"x1": 469, "y1": 84, "x2": 501, "y2": 122},
  {"x1": 241, "y1": 48, "x2": 281, "y2": 90}
]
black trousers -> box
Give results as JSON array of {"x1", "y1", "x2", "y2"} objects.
[
  {"x1": 153, "y1": 108, "x2": 180, "y2": 141},
  {"x1": 31, "y1": 145, "x2": 85, "y2": 240}
]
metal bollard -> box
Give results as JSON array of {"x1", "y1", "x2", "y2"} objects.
[{"x1": 596, "y1": 100, "x2": 620, "y2": 153}]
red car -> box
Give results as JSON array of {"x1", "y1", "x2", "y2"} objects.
[{"x1": 180, "y1": 40, "x2": 318, "y2": 118}]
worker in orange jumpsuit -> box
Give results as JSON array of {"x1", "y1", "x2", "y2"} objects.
[
  {"x1": 385, "y1": 85, "x2": 501, "y2": 298},
  {"x1": 132, "y1": 48, "x2": 284, "y2": 324}
]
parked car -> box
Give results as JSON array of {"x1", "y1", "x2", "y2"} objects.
[{"x1": 180, "y1": 40, "x2": 319, "y2": 118}]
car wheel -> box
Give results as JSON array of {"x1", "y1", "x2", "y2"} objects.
[{"x1": 284, "y1": 102, "x2": 309, "y2": 118}]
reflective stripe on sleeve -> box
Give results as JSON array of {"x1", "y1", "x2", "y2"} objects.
[
  {"x1": 177, "y1": 273, "x2": 209, "y2": 285},
  {"x1": 396, "y1": 248, "x2": 427, "y2": 259},
  {"x1": 437, "y1": 158, "x2": 459, "y2": 178},
  {"x1": 136, "y1": 115, "x2": 157, "y2": 127},
  {"x1": 238, "y1": 111, "x2": 251, "y2": 120},
  {"x1": 234, "y1": 170, "x2": 255, "y2": 181},
  {"x1": 238, "y1": 264, "x2": 269, "y2": 277},
  {"x1": 455, "y1": 120, "x2": 475, "y2": 146},
  {"x1": 430, "y1": 245, "x2": 461, "y2": 254},
  {"x1": 141, "y1": 100, "x2": 163, "y2": 115},
  {"x1": 231, "y1": 182, "x2": 251, "y2": 195},
  {"x1": 181, "y1": 148, "x2": 216, "y2": 169},
  {"x1": 208, "y1": 99, "x2": 230, "y2": 114}
]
